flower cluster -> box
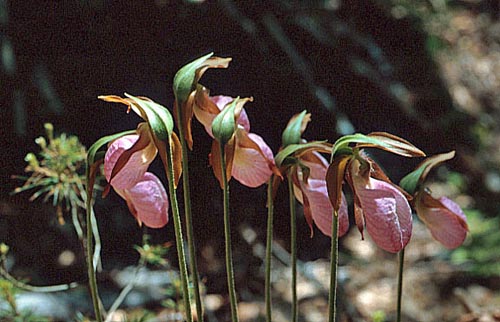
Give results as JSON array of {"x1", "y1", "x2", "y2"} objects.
[{"x1": 83, "y1": 52, "x2": 470, "y2": 322}]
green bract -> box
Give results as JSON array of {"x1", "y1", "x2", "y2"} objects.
[
  {"x1": 400, "y1": 151, "x2": 455, "y2": 194},
  {"x1": 212, "y1": 98, "x2": 238, "y2": 145},
  {"x1": 173, "y1": 52, "x2": 213, "y2": 106},
  {"x1": 125, "y1": 94, "x2": 174, "y2": 141},
  {"x1": 282, "y1": 110, "x2": 308, "y2": 147}
]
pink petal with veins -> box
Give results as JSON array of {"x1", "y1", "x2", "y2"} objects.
[
  {"x1": 417, "y1": 196, "x2": 467, "y2": 249},
  {"x1": 104, "y1": 135, "x2": 151, "y2": 190},
  {"x1": 231, "y1": 133, "x2": 274, "y2": 188},
  {"x1": 300, "y1": 179, "x2": 349, "y2": 237},
  {"x1": 355, "y1": 178, "x2": 412, "y2": 253},
  {"x1": 123, "y1": 172, "x2": 169, "y2": 228}
]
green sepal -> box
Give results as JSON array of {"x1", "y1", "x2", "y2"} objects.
[
  {"x1": 400, "y1": 150, "x2": 455, "y2": 195},
  {"x1": 125, "y1": 94, "x2": 174, "y2": 141},
  {"x1": 212, "y1": 97, "x2": 238, "y2": 146},
  {"x1": 282, "y1": 110, "x2": 308, "y2": 147},
  {"x1": 173, "y1": 52, "x2": 214, "y2": 106},
  {"x1": 275, "y1": 141, "x2": 331, "y2": 168}
]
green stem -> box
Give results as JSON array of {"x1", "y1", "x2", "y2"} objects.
[
  {"x1": 328, "y1": 210, "x2": 339, "y2": 322},
  {"x1": 287, "y1": 174, "x2": 298, "y2": 322},
  {"x1": 219, "y1": 141, "x2": 239, "y2": 322},
  {"x1": 175, "y1": 102, "x2": 204, "y2": 321},
  {"x1": 265, "y1": 176, "x2": 274, "y2": 322},
  {"x1": 165, "y1": 142, "x2": 193, "y2": 322},
  {"x1": 0, "y1": 264, "x2": 78, "y2": 293},
  {"x1": 85, "y1": 191, "x2": 103, "y2": 322},
  {"x1": 396, "y1": 247, "x2": 405, "y2": 322}
]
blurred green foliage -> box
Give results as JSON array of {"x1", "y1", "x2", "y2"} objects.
[
  {"x1": 0, "y1": 279, "x2": 49, "y2": 322},
  {"x1": 451, "y1": 209, "x2": 500, "y2": 277}
]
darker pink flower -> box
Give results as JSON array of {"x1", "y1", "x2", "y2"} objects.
[
  {"x1": 349, "y1": 158, "x2": 412, "y2": 253},
  {"x1": 415, "y1": 190, "x2": 468, "y2": 249},
  {"x1": 104, "y1": 134, "x2": 169, "y2": 228}
]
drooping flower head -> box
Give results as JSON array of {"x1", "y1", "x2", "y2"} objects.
[
  {"x1": 90, "y1": 94, "x2": 182, "y2": 228},
  {"x1": 194, "y1": 92, "x2": 279, "y2": 188},
  {"x1": 275, "y1": 111, "x2": 349, "y2": 238},
  {"x1": 172, "y1": 53, "x2": 232, "y2": 150},
  {"x1": 400, "y1": 151, "x2": 468, "y2": 249},
  {"x1": 326, "y1": 132, "x2": 426, "y2": 252}
]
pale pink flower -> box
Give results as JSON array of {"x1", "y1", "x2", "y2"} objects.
[
  {"x1": 415, "y1": 191, "x2": 468, "y2": 249},
  {"x1": 195, "y1": 92, "x2": 277, "y2": 188},
  {"x1": 104, "y1": 134, "x2": 169, "y2": 228}
]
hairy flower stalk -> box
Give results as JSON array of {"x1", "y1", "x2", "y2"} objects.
[
  {"x1": 164, "y1": 139, "x2": 193, "y2": 322},
  {"x1": 265, "y1": 176, "x2": 274, "y2": 322},
  {"x1": 288, "y1": 174, "x2": 298, "y2": 322},
  {"x1": 328, "y1": 209, "x2": 339, "y2": 322},
  {"x1": 219, "y1": 141, "x2": 239, "y2": 322},
  {"x1": 396, "y1": 248, "x2": 405, "y2": 322},
  {"x1": 174, "y1": 97, "x2": 204, "y2": 322}
]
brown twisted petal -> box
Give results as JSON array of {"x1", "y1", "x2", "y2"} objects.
[
  {"x1": 326, "y1": 154, "x2": 351, "y2": 212},
  {"x1": 209, "y1": 138, "x2": 236, "y2": 189}
]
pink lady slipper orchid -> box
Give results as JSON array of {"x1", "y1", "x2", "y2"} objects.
[
  {"x1": 276, "y1": 111, "x2": 348, "y2": 237},
  {"x1": 104, "y1": 133, "x2": 169, "y2": 228},
  {"x1": 415, "y1": 190, "x2": 468, "y2": 249},
  {"x1": 293, "y1": 151, "x2": 349, "y2": 237},
  {"x1": 97, "y1": 94, "x2": 180, "y2": 229},
  {"x1": 327, "y1": 133, "x2": 426, "y2": 253},
  {"x1": 348, "y1": 155, "x2": 412, "y2": 253},
  {"x1": 401, "y1": 151, "x2": 468, "y2": 249},
  {"x1": 193, "y1": 88, "x2": 278, "y2": 188}
]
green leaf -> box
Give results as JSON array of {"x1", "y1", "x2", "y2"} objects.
[
  {"x1": 400, "y1": 151, "x2": 455, "y2": 194},
  {"x1": 125, "y1": 94, "x2": 174, "y2": 141},
  {"x1": 173, "y1": 52, "x2": 214, "y2": 105},
  {"x1": 282, "y1": 110, "x2": 309, "y2": 147},
  {"x1": 211, "y1": 98, "x2": 237, "y2": 145}
]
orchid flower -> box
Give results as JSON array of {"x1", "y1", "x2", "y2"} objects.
[
  {"x1": 276, "y1": 111, "x2": 349, "y2": 238},
  {"x1": 97, "y1": 95, "x2": 181, "y2": 228},
  {"x1": 292, "y1": 151, "x2": 349, "y2": 238},
  {"x1": 326, "y1": 132, "x2": 426, "y2": 253},
  {"x1": 400, "y1": 151, "x2": 468, "y2": 249},
  {"x1": 104, "y1": 134, "x2": 169, "y2": 228},
  {"x1": 173, "y1": 53, "x2": 232, "y2": 150},
  {"x1": 194, "y1": 90, "x2": 278, "y2": 188},
  {"x1": 348, "y1": 155, "x2": 412, "y2": 253}
]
